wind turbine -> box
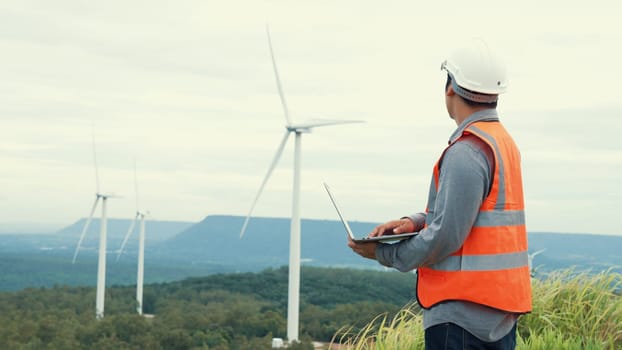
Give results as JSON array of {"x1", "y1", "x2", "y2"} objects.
[
  {"x1": 116, "y1": 160, "x2": 148, "y2": 315},
  {"x1": 528, "y1": 248, "x2": 546, "y2": 277},
  {"x1": 239, "y1": 25, "x2": 363, "y2": 343},
  {"x1": 72, "y1": 130, "x2": 118, "y2": 320}
]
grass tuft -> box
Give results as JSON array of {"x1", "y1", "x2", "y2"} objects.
[{"x1": 332, "y1": 269, "x2": 622, "y2": 349}]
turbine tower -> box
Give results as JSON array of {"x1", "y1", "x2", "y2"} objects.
[
  {"x1": 72, "y1": 130, "x2": 117, "y2": 320},
  {"x1": 117, "y1": 160, "x2": 148, "y2": 315},
  {"x1": 239, "y1": 26, "x2": 363, "y2": 343}
]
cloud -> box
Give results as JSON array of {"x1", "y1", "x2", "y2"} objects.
[{"x1": 1, "y1": 1, "x2": 621, "y2": 236}]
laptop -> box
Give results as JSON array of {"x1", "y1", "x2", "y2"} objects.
[{"x1": 323, "y1": 182, "x2": 418, "y2": 243}]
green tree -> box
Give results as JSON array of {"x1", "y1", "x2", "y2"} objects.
[{"x1": 159, "y1": 329, "x2": 193, "y2": 350}]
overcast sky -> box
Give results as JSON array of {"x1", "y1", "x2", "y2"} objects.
[{"x1": 1, "y1": 1, "x2": 621, "y2": 235}]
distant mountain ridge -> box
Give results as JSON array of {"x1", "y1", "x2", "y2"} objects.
[
  {"x1": 54, "y1": 218, "x2": 193, "y2": 250},
  {"x1": 157, "y1": 215, "x2": 622, "y2": 274},
  {"x1": 57, "y1": 218, "x2": 193, "y2": 239},
  {"x1": 155, "y1": 215, "x2": 380, "y2": 270},
  {"x1": 1, "y1": 214, "x2": 620, "y2": 291},
  {"x1": 5, "y1": 214, "x2": 620, "y2": 274}
]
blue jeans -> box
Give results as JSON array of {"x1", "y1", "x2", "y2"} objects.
[{"x1": 425, "y1": 322, "x2": 517, "y2": 350}]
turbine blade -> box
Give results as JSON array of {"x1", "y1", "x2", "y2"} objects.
[
  {"x1": 72, "y1": 196, "x2": 100, "y2": 263},
  {"x1": 240, "y1": 130, "x2": 291, "y2": 238},
  {"x1": 290, "y1": 119, "x2": 365, "y2": 130},
  {"x1": 266, "y1": 25, "x2": 292, "y2": 126},
  {"x1": 116, "y1": 213, "x2": 138, "y2": 261},
  {"x1": 134, "y1": 158, "x2": 140, "y2": 211},
  {"x1": 91, "y1": 125, "x2": 100, "y2": 194}
]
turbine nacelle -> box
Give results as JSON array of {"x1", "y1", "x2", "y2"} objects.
[
  {"x1": 287, "y1": 125, "x2": 312, "y2": 134},
  {"x1": 287, "y1": 119, "x2": 364, "y2": 134},
  {"x1": 116, "y1": 210, "x2": 149, "y2": 261},
  {"x1": 96, "y1": 192, "x2": 120, "y2": 199}
]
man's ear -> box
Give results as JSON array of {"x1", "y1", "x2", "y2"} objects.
[{"x1": 446, "y1": 85, "x2": 455, "y2": 97}]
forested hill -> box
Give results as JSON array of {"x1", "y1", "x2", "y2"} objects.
[
  {"x1": 0, "y1": 266, "x2": 415, "y2": 349},
  {"x1": 161, "y1": 265, "x2": 415, "y2": 308}
]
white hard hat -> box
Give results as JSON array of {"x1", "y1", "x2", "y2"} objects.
[{"x1": 440, "y1": 39, "x2": 508, "y2": 103}]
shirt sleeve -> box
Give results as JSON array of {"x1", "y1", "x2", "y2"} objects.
[
  {"x1": 404, "y1": 212, "x2": 427, "y2": 232},
  {"x1": 376, "y1": 137, "x2": 493, "y2": 272}
]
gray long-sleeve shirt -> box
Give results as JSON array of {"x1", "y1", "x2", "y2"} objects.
[{"x1": 375, "y1": 110, "x2": 518, "y2": 342}]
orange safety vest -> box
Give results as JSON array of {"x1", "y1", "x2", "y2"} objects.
[{"x1": 416, "y1": 120, "x2": 532, "y2": 313}]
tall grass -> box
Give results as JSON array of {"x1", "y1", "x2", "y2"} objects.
[
  {"x1": 521, "y1": 269, "x2": 622, "y2": 348},
  {"x1": 330, "y1": 303, "x2": 423, "y2": 350},
  {"x1": 331, "y1": 269, "x2": 622, "y2": 349}
]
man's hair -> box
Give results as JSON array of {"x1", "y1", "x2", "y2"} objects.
[{"x1": 445, "y1": 75, "x2": 498, "y2": 108}]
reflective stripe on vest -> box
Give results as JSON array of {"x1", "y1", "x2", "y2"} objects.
[{"x1": 416, "y1": 120, "x2": 532, "y2": 313}]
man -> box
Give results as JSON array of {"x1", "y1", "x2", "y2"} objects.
[{"x1": 348, "y1": 40, "x2": 532, "y2": 350}]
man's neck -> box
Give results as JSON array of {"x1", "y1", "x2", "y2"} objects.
[{"x1": 454, "y1": 106, "x2": 492, "y2": 126}]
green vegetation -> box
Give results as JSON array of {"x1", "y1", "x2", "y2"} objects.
[
  {"x1": 2, "y1": 266, "x2": 620, "y2": 349},
  {"x1": 0, "y1": 266, "x2": 413, "y2": 349},
  {"x1": 334, "y1": 269, "x2": 622, "y2": 349}
]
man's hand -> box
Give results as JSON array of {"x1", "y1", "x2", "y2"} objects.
[
  {"x1": 368, "y1": 218, "x2": 415, "y2": 237},
  {"x1": 347, "y1": 236, "x2": 377, "y2": 260}
]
